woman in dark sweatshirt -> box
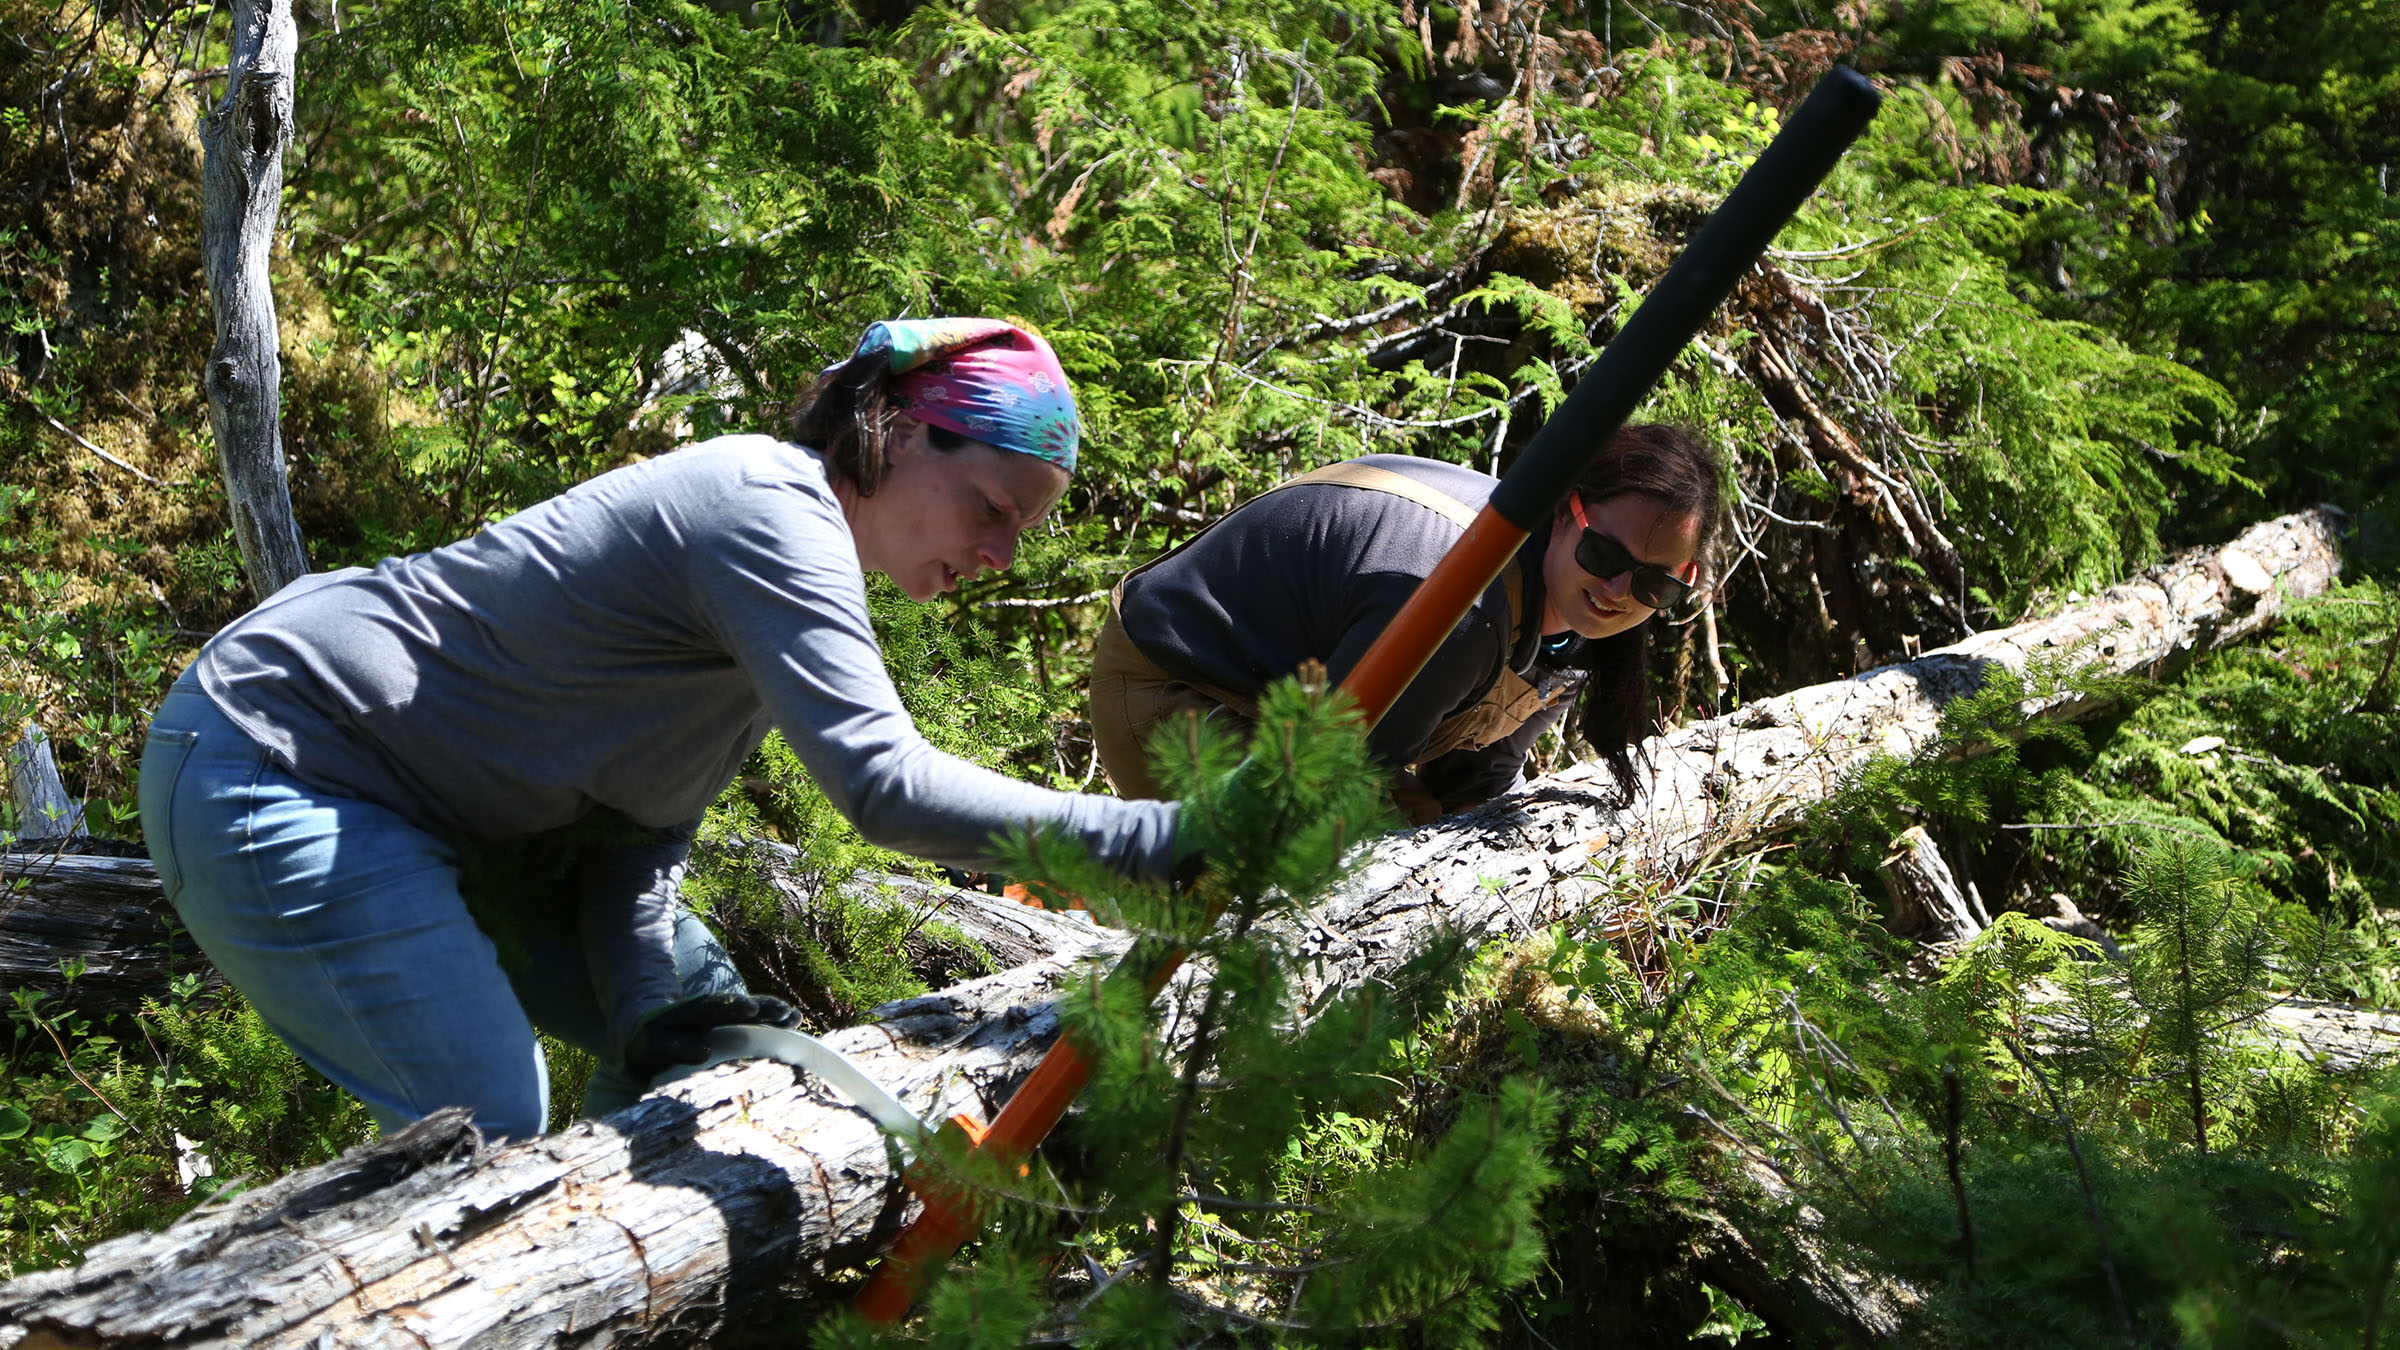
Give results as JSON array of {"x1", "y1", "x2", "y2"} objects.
[{"x1": 1090, "y1": 424, "x2": 1722, "y2": 821}]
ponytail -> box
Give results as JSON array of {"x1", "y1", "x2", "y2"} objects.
[{"x1": 789, "y1": 345, "x2": 902, "y2": 495}]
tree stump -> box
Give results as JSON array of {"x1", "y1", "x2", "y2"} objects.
[
  {"x1": 4, "y1": 724, "x2": 83, "y2": 839},
  {"x1": 1876, "y1": 826, "x2": 1982, "y2": 944}
]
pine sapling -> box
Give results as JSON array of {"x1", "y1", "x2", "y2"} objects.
[
  {"x1": 2123, "y1": 837, "x2": 2277, "y2": 1154},
  {"x1": 879, "y1": 667, "x2": 1563, "y2": 1343}
]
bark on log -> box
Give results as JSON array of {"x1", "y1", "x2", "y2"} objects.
[
  {"x1": 0, "y1": 508, "x2": 2362, "y2": 1348},
  {"x1": 712, "y1": 852, "x2": 1131, "y2": 1016},
  {"x1": 0, "y1": 847, "x2": 1114, "y2": 1023},
  {"x1": 199, "y1": 0, "x2": 308, "y2": 602},
  {"x1": 0, "y1": 953, "x2": 1092, "y2": 1350},
  {"x1": 2017, "y1": 986, "x2": 2400, "y2": 1074},
  {"x1": 1282, "y1": 506, "x2": 2348, "y2": 1008},
  {"x1": 2256, "y1": 998, "x2": 2400, "y2": 1072},
  {"x1": 0, "y1": 853, "x2": 215, "y2": 1019}
]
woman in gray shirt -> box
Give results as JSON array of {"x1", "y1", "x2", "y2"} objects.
[{"x1": 137, "y1": 320, "x2": 1179, "y2": 1140}]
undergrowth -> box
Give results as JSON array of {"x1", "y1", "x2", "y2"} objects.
[
  {"x1": 1068, "y1": 580, "x2": 2398, "y2": 1347},
  {"x1": 1455, "y1": 834, "x2": 2391, "y2": 1345},
  {"x1": 0, "y1": 972, "x2": 372, "y2": 1280},
  {"x1": 3, "y1": 1, "x2": 2396, "y2": 1331},
  {"x1": 1471, "y1": 580, "x2": 2400, "y2": 1345}
]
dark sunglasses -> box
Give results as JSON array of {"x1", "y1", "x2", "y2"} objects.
[{"x1": 1567, "y1": 492, "x2": 1697, "y2": 609}]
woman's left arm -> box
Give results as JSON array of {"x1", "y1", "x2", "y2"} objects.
[{"x1": 690, "y1": 475, "x2": 1181, "y2": 883}]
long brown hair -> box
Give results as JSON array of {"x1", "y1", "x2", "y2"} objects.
[{"x1": 1558, "y1": 423, "x2": 1725, "y2": 788}]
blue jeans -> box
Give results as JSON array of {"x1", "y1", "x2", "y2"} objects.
[{"x1": 138, "y1": 671, "x2": 743, "y2": 1140}]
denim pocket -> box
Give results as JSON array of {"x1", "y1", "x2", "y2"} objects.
[{"x1": 137, "y1": 727, "x2": 200, "y2": 898}]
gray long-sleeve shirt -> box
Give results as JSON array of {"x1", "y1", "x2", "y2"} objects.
[{"x1": 196, "y1": 434, "x2": 1178, "y2": 1045}]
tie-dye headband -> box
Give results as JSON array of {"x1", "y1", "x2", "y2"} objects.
[{"x1": 854, "y1": 318, "x2": 1081, "y2": 474}]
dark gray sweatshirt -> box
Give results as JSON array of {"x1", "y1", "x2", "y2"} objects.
[
  {"x1": 196, "y1": 434, "x2": 1178, "y2": 1046},
  {"x1": 1118, "y1": 454, "x2": 1586, "y2": 810}
]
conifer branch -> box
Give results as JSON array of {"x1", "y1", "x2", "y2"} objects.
[
  {"x1": 1180, "y1": 1190, "x2": 1335, "y2": 1218},
  {"x1": 2358, "y1": 611, "x2": 2400, "y2": 714},
  {"x1": 2175, "y1": 875, "x2": 2209, "y2": 1155},
  {"x1": 2004, "y1": 1039, "x2": 2135, "y2": 1344},
  {"x1": 1147, "y1": 900, "x2": 1262, "y2": 1287},
  {"x1": 2363, "y1": 1246, "x2": 2398, "y2": 1350},
  {"x1": 1627, "y1": 974, "x2": 1697, "y2": 1099},
  {"x1": 1941, "y1": 1064, "x2": 1975, "y2": 1286}
]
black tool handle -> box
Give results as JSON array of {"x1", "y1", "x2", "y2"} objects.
[{"x1": 1487, "y1": 65, "x2": 1883, "y2": 531}]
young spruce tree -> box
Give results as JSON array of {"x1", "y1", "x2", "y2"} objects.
[{"x1": 818, "y1": 666, "x2": 1559, "y2": 1346}]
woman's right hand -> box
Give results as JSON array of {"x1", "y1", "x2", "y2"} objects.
[
  {"x1": 623, "y1": 992, "x2": 801, "y2": 1086},
  {"x1": 1388, "y1": 771, "x2": 1446, "y2": 826}
]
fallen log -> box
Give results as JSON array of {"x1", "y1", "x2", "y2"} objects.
[
  {"x1": 0, "y1": 507, "x2": 2366, "y2": 1348},
  {"x1": 704, "y1": 848, "x2": 1127, "y2": 1006},
  {"x1": 0, "y1": 951, "x2": 1093, "y2": 1350},
  {"x1": 2257, "y1": 998, "x2": 2400, "y2": 1072},
  {"x1": 0, "y1": 851, "x2": 215, "y2": 1020},
  {"x1": 0, "y1": 846, "x2": 1112, "y2": 1022},
  {"x1": 1284, "y1": 505, "x2": 2349, "y2": 1001}
]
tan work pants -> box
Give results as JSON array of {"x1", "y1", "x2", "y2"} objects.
[{"x1": 1086, "y1": 604, "x2": 1257, "y2": 801}]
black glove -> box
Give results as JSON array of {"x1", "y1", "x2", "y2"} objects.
[
  {"x1": 1170, "y1": 846, "x2": 1210, "y2": 893},
  {"x1": 622, "y1": 992, "x2": 800, "y2": 1086}
]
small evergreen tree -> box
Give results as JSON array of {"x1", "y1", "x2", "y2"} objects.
[
  {"x1": 820, "y1": 668, "x2": 1560, "y2": 1345},
  {"x1": 2123, "y1": 836, "x2": 2287, "y2": 1154}
]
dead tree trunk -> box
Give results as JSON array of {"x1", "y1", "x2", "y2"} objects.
[
  {"x1": 0, "y1": 508, "x2": 2355, "y2": 1348},
  {"x1": 0, "y1": 953, "x2": 1094, "y2": 1350},
  {"x1": 0, "y1": 853, "x2": 215, "y2": 1019},
  {"x1": 5, "y1": 724, "x2": 83, "y2": 839},
  {"x1": 0, "y1": 847, "x2": 1114, "y2": 1023},
  {"x1": 199, "y1": 0, "x2": 308, "y2": 602},
  {"x1": 1284, "y1": 506, "x2": 2347, "y2": 1000},
  {"x1": 1876, "y1": 826, "x2": 1983, "y2": 944}
]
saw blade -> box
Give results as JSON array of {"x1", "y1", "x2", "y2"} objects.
[{"x1": 653, "y1": 1023, "x2": 930, "y2": 1143}]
